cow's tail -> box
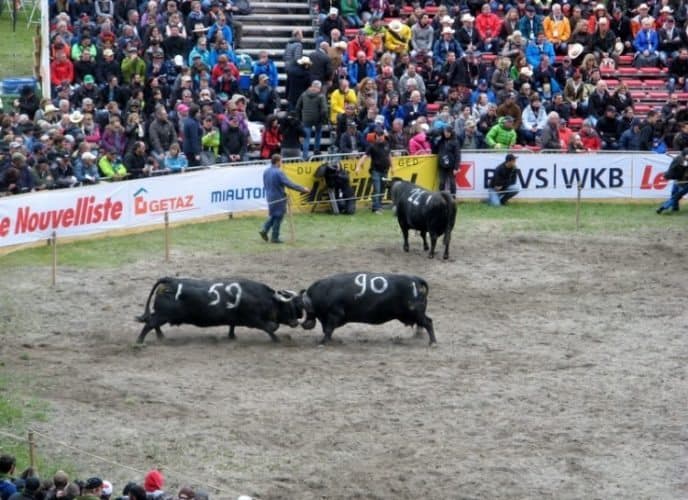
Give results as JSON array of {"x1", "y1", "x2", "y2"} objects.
[
  {"x1": 136, "y1": 277, "x2": 172, "y2": 323},
  {"x1": 439, "y1": 191, "x2": 457, "y2": 247}
]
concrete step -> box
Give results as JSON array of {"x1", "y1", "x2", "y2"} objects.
[
  {"x1": 243, "y1": 13, "x2": 313, "y2": 21},
  {"x1": 242, "y1": 24, "x2": 315, "y2": 34},
  {"x1": 238, "y1": 40, "x2": 315, "y2": 52},
  {"x1": 252, "y1": 2, "x2": 311, "y2": 10}
]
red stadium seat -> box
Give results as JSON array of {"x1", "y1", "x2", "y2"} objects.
[
  {"x1": 425, "y1": 5, "x2": 438, "y2": 15},
  {"x1": 630, "y1": 91, "x2": 646, "y2": 99},
  {"x1": 600, "y1": 66, "x2": 616, "y2": 75},
  {"x1": 481, "y1": 53, "x2": 497, "y2": 63},
  {"x1": 641, "y1": 67, "x2": 663, "y2": 74},
  {"x1": 617, "y1": 67, "x2": 638, "y2": 75},
  {"x1": 676, "y1": 92, "x2": 688, "y2": 100},
  {"x1": 427, "y1": 103, "x2": 441, "y2": 113},
  {"x1": 605, "y1": 79, "x2": 619, "y2": 87},
  {"x1": 619, "y1": 55, "x2": 634, "y2": 65},
  {"x1": 622, "y1": 79, "x2": 643, "y2": 88},
  {"x1": 345, "y1": 28, "x2": 358, "y2": 37},
  {"x1": 634, "y1": 104, "x2": 652, "y2": 113},
  {"x1": 568, "y1": 117, "x2": 583, "y2": 129},
  {"x1": 643, "y1": 79, "x2": 666, "y2": 88},
  {"x1": 648, "y1": 91, "x2": 669, "y2": 100},
  {"x1": 401, "y1": 5, "x2": 413, "y2": 14}
]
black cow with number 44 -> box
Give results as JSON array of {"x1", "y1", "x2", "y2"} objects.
[
  {"x1": 136, "y1": 277, "x2": 304, "y2": 343},
  {"x1": 389, "y1": 178, "x2": 457, "y2": 260},
  {"x1": 300, "y1": 272, "x2": 436, "y2": 345}
]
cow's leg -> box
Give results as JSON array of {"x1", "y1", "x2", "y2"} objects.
[
  {"x1": 428, "y1": 233, "x2": 438, "y2": 259},
  {"x1": 261, "y1": 321, "x2": 281, "y2": 342},
  {"x1": 137, "y1": 324, "x2": 153, "y2": 344},
  {"x1": 228, "y1": 325, "x2": 236, "y2": 340},
  {"x1": 398, "y1": 217, "x2": 410, "y2": 252},
  {"x1": 319, "y1": 315, "x2": 339, "y2": 344},
  {"x1": 418, "y1": 315, "x2": 436, "y2": 345},
  {"x1": 443, "y1": 232, "x2": 451, "y2": 260},
  {"x1": 138, "y1": 316, "x2": 166, "y2": 344},
  {"x1": 420, "y1": 231, "x2": 429, "y2": 251}
]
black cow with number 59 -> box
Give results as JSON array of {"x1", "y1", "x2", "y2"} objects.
[
  {"x1": 300, "y1": 272, "x2": 436, "y2": 345},
  {"x1": 136, "y1": 277, "x2": 304, "y2": 343},
  {"x1": 389, "y1": 178, "x2": 457, "y2": 260}
]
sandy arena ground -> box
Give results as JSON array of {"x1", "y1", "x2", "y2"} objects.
[{"x1": 1, "y1": 226, "x2": 687, "y2": 499}]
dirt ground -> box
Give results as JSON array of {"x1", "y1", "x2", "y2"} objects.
[{"x1": 1, "y1": 225, "x2": 687, "y2": 499}]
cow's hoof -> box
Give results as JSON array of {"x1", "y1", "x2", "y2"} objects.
[
  {"x1": 302, "y1": 319, "x2": 316, "y2": 330},
  {"x1": 443, "y1": 255, "x2": 449, "y2": 261}
]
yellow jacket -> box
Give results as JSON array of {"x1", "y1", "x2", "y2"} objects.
[
  {"x1": 384, "y1": 24, "x2": 411, "y2": 54},
  {"x1": 329, "y1": 88, "x2": 357, "y2": 124},
  {"x1": 543, "y1": 15, "x2": 571, "y2": 43}
]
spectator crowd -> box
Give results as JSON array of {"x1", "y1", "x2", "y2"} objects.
[
  {"x1": 2, "y1": 0, "x2": 688, "y2": 196},
  {"x1": 0, "y1": 455, "x2": 221, "y2": 500}
]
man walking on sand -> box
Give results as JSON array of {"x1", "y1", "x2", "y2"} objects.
[{"x1": 260, "y1": 154, "x2": 310, "y2": 243}]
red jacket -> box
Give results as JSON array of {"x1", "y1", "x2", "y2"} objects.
[
  {"x1": 211, "y1": 62, "x2": 239, "y2": 85},
  {"x1": 347, "y1": 38, "x2": 375, "y2": 62},
  {"x1": 51, "y1": 59, "x2": 74, "y2": 85},
  {"x1": 475, "y1": 13, "x2": 502, "y2": 40},
  {"x1": 260, "y1": 127, "x2": 282, "y2": 158}
]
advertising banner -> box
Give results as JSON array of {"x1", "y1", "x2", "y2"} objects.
[
  {"x1": 0, "y1": 153, "x2": 674, "y2": 249},
  {"x1": 282, "y1": 154, "x2": 439, "y2": 211}
]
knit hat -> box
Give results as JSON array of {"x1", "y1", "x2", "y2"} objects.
[{"x1": 144, "y1": 470, "x2": 164, "y2": 492}]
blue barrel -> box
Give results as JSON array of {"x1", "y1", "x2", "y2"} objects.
[{"x1": 2, "y1": 77, "x2": 37, "y2": 95}]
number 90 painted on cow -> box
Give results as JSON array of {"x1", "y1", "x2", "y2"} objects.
[{"x1": 300, "y1": 272, "x2": 436, "y2": 345}]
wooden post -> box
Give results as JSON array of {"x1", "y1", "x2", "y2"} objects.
[
  {"x1": 164, "y1": 212, "x2": 170, "y2": 263},
  {"x1": 576, "y1": 183, "x2": 582, "y2": 231},
  {"x1": 286, "y1": 198, "x2": 296, "y2": 243},
  {"x1": 28, "y1": 431, "x2": 35, "y2": 468},
  {"x1": 51, "y1": 231, "x2": 57, "y2": 287}
]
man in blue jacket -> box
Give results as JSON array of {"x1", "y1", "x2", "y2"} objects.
[{"x1": 260, "y1": 154, "x2": 310, "y2": 243}]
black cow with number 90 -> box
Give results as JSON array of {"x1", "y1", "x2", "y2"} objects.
[{"x1": 300, "y1": 272, "x2": 436, "y2": 345}]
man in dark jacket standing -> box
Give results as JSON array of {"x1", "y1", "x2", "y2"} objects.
[
  {"x1": 355, "y1": 127, "x2": 393, "y2": 214},
  {"x1": 295, "y1": 80, "x2": 328, "y2": 159},
  {"x1": 259, "y1": 154, "x2": 310, "y2": 243},
  {"x1": 182, "y1": 104, "x2": 202, "y2": 167},
  {"x1": 657, "y1": 148, "x2": 688, "y2": 214},
  {"x1": 434, "y1": 125, "x2": 461, "y2": 199},
  {"x1": 487, "y1": 153, "x2": 520, "y2": 206},
  {"x1": 286, "y1": 56, "x2": 312, "y2": 111}
]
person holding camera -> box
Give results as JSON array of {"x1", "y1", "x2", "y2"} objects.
[{"x1": 657, "y1": 148, "x2": 688, "y2": 214}]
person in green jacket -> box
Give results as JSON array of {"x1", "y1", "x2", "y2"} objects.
[
  {"x1": 485, "y1": 115, "x2": 517, "y2": 149},
  {"x1": 120, "y1": 46, "x2": 146, "y2": 84},
  {"x1": 341, "y1": 0, "x2": 362, "y2": 28},
  {"x1": 98, "y1": 149, "x2": 128, "y2": 179},
  {"x1": 201, "y1": 115, "x2": 221, "y2": 164}
]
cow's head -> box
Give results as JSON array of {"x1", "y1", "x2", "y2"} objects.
[
  {"x1": 273, "y1": 289, "x2": 306, "y2": 327},
  {"x1": 387, "y1": 177, "x2": 406, "y2": 203}
]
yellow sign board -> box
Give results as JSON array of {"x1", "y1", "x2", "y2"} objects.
[{"x1": 282, "y1": 154, "x2": 439, "y2": 212}]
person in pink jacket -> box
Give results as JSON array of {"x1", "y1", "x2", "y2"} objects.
[{"x1": 408, "y1": 122, "x2": 432, "y2": 155}]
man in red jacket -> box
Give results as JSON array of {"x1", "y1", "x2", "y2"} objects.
[{"x1": 50, "y1": 45, "x2": 74, "y2": 88}]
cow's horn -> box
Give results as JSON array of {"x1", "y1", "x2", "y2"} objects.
[{"x1": 274, "y1": 290, "x2": 294, "y2": 302}]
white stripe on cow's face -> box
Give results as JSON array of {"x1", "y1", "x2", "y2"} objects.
[
  {"x1": 411, "y1": 281, "x2": 418, "y2": 298},
  {"x1": 175, "y1": 283, "x2": 183, "y2": 301}
]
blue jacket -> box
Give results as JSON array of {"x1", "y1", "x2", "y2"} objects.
[
  {"x1": 633, "y1": 29, "x2": 659, "y2": 53},
  {"x1": 518, "y1": 14, "x2": 544, "y2": 40},
  {"x1": 395, "y1": 101, "x2": 428, "y2": 126},
  {"x1": 208, "y1": 23, "x2": 233, "y2": 47},
  {"x1": 0, "y1": 477, "x2": 17, "y2": 500},
  {"x1": 433, "y1": 38, "x2": 463, "y2": 66},
  {"x1": 347, "y1": 60, "x2": 377, "y2": 86},
  {"x1": 264, "y1": 164, "x2": 304, "y2": 216},
  {"x1": 252, "y1": 60, "x2": 279, "y2": 88},
  {"x1": 525, "y1": 40, "x2": 555, "y2": 68},
  {"x1": 182, "y1": 117, "x2": 202, "y2": 157}
]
